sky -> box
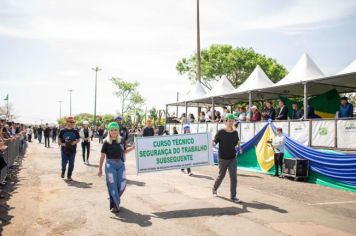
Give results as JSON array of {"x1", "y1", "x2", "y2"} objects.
[{"x1": 0, "y1": 0, "x2": 355, "y2": 124}]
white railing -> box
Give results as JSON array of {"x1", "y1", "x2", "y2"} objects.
[{"x1": 166, "y1": 118, "x2": 356, "y2": 150}]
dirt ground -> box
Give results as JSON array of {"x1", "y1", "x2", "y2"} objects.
[{"x1": 1, "y1": 140, "x2": 356, "y2": 236}]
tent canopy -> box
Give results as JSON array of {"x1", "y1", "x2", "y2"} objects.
[
  {"x1": 337, "y1": 59, "x2": 356, "y2": 75},
  {"x1": 276, "y1": 53, "x2": 324, "y2": 86},
  {"x1": 233, "y1": 65, "x2": 274, "y2": 93}
]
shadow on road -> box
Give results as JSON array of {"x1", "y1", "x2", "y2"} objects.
[
  {"x1": 153, "y1": 206, "x2": 246, "y2": 219},
  {"x1": 218, "y1": 196, "x2": 288, "y2": 214},
  {"x1": 238, "y1": 173, "x2": 263, "y2": 179},
  {"x1": 111, "y1": 207, "x2": 152, "y2": 227},
  {"x1": 0, "y1": 156, "x2": 25, "y2": 231},
  {"x1": 190, "y1": 174, "x2": 214, "y2": 180},
  {"x1": 65, "y1": 180, "x2": 93, "y2": 189},
  {"x1": 127, "y1": 179, "x2": 146, "y2": 187},
  {"x1": 86, "y1": 163, "x2": 99, "y2": 168}
]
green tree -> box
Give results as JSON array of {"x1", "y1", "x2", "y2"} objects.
[
  {"x1": 110, "y1": 77, "x2": 145, "y2": 120},
  {"x1": 148, "y1": 107, "x2": 158, "y2": 126},
  {"x1": 176, "y1": 44, "x2": 287, "y2": 89}
]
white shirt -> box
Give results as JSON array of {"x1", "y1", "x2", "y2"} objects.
[{"x1": 273, "y1": 135, "x2": 285, "y2": 153}]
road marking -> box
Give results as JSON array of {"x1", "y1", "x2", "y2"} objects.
[{"x1": 307, "y1": 200, "x2": 356, "y2": 206}]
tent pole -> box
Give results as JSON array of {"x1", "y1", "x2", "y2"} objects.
[
  {"x1": 185, "y1": 102, "x2": 188, "y2": 123},
  {"x1": 248, "y1": 91, "x2": 252, "y2": 113},
  {"x1": 176, "y1": 92, "x2": 179, "y2": 117},
  {"x1": 212, "y1": 97, "x2": 215, "y2": 121},
  {"x1": 165, "y1": 105, "x2": 168, "y2": 124},
  {"x1": 303, "y1": 82, "x2": 308, "y2": 119}
]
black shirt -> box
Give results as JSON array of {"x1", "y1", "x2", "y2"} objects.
[
  {"x1": 101, "y1": 140, "x2": 124, "y2": 160},
  {"x1": 143, "y1": 127, "x2": 155, "y2": 137},
  {"x1": 98, "y1": 128, "x2": 104, "y2": 136},
  {"x1": 44, "y1": 127, "x2": 51, "y2": 137},
  {"x1": 119, "y1": 124, "x2": 129, "y2": 141},
  {"x1": 58, "y1": 128, "x2": 80, "y2": 153},
  {"x1": 37, "y1": 127, "x2": 43, "y2": 135},
  {"x1": 83, "y1": 128, "x2": 89, "y2": 138},
  {"x1": 263, "y1": 107, "x2": 276, "y2": 120},
  {"x1": 214, "y1": 129, "x2": 240, "y2": 160}
]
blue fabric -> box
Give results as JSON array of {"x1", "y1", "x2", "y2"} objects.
[
  {"x1": 270, "y1": 123, "x2": 356, "y2": 186},
  {"x1": 105, "y1": 159, "x2": 126, "y2": 209},
  {"x1": 213, "y1": 123, "x2": 269, "y2": 163},
  {"x1": 61, "y1": 151, "x2": 76, "y2": 178},
  {"x1": 339, "y1": 103, "x2": 353, "y2": 118}
]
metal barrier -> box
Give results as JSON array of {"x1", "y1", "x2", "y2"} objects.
[
  {"x1": 166, "y1": 118, "x2": 356, "y2": 150},
  {"x1": 0, "y1": 138, "x2": 23, "y2": 183}
]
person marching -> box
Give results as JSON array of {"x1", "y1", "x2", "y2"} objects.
[
  {"x1": 212, "y1": 113, "x2": 243, "y2": 203},
  {"x1": 114, "y1": 116, "x2": 129, "y2": 145},
  {"x1": 79, "y1": 120, "x2": 92, "y2": 164},
  {"x1": 142, "y1": 119, "x2": 155, "y2": 137},
  {"x1": 272, "y1": 127, "x2": 286, "y2": 177},
  {"x1": 52, "y1": 125, "x2": 58, "y2": 143},
  {"x1": 44, "y1": 123, "x2": 51, "y2": 148},
  {"x1": 58, "y1": 117, "x2": 80, "y2": 181},
  {"x1": 98, "y1": 122, "x2": 134, "y2": 213}
]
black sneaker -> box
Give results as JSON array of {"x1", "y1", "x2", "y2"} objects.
[
  {"x1": 231, "y1": 197, "x2": 242, "y2": 203},
  {"x1": 67, "y1": 177, "x2": 73, "y2": 181},
  {"x1": 61, "y1": 171, "x2": 65, "y2": 178}
]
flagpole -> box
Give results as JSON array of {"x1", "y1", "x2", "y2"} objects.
[{"x1": 6, "y1": 96, "x2": 9, "y2": 120}]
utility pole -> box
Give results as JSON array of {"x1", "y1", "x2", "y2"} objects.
[
  {"x1": 92, "y1": 67, "x2": 102, "y2": 126},
  {"x1": 58, "y1": 101, "x2": 63, "y2": 120},
  {"x1": 196, "y1": 0, "x2": 202, "y2": 116},
  {"x1": 68, "y1": 89, "x2": 74, "y2": 116},
  {"x1": 196, "y1": 0, "x2": 201, "y2": 83}
]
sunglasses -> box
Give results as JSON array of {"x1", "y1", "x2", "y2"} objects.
[
  {"x1": 68, "y1": 121, "x2": 75, "y2": 124},
  {"x1": 110, "y1": 129, "x2": 118, "y2": 131}
]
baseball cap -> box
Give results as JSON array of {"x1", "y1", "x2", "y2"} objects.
[
  {"x1": 66, "y1": 116, "x2": 75, "y2": 123},
  {"x1": 225, "y1": 113, "x2": 235, "y2": 121},
  {"x1": 83, "y1": 120, "x2": 89, "y2": 125},
  {"x1": 114, "y1": 116, "x2": 123, "y2": 121},
  {"x1": 251, "y1": 105, "x2": 257, "y2": 109},
  {"x1": 107, "y1": 122, "x2": 119, "y2": 131}
]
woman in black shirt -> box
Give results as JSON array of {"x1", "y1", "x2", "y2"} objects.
[{"x1": 98, "y1": 122, "x2": 134, "y2": 213}]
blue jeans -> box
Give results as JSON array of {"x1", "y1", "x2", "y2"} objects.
[
  {"x1": 61, "y1": 151, "x2": 76, "y2": 178},
  {"x1": 99, "y1": 135, "x2": 104, "y2": 144},
  {"x1": 105, "y1": 159, "x2": 126, "y2": 209}
]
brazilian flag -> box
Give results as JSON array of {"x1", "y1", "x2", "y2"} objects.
[{"x1": 280, "y1": 89, "x2": 340, "y2": 118}]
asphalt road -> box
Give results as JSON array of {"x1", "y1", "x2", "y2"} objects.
[{"x1": 1, "y1": 140, "x2": 356, "y2": 236}]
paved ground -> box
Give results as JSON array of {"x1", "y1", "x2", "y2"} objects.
[{"x1": 1, "y1": 140, "x2": 356, "y2": 236}]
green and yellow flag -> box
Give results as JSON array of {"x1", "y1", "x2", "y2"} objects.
[{"x1": 280, "y1": 89, "x2": 340, "y2": 118}]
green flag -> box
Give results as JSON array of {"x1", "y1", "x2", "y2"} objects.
[
  {"x1": 3, "y1": 94, "x2": 8, "y2": 101},
  {"x1": 280, "y1": 89, "x2": 340, "y2": 118}
]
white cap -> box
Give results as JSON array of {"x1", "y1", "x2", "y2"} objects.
[
  {"x1": 83, "y1": 120, "x2": 89, "y2": 125},
  {"x1": 251, "y1": 105, "x2": 257, "y2": 109}
]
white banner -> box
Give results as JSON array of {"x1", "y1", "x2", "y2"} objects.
[
  {"x1": 240, "y1": 123, "x2": 254, "y2": 143},
  {"x1": 135, "y1": 133, "x2": 213, "y2": 173},
  {"x1": 254, "y1": 122, "x2": 266, "y2": 135},
  {"x1": 207, "y1": 123, "x2": 218, "y2": 139},
  {"x1": 311, "y1": 120, "x2": 335, "y2": 147},
  {"x1": 289, "y1": 121, "x2": 310, "y2": 146},
  {"x1": 274, "y1": 121, "x2": 289, "y2": 136},
  {"x1": 337, "y1": 120, "x2": 356, "y2": 149},
  {"x1": 190, "y1": 123, "x2": 199, "y2": 133},
  {"x1": 198, "y1": 123, "x2": 207, "y2": 133}
]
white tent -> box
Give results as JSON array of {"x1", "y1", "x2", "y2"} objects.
[
  {"x1": 167, "y1": 82, "x2": 210, "y2": 106},
  {"x1": 202, "y1": 76, "x2": 235, "y2": 98},
  {"x1": 337, "y1": 59, "x2": 356, "y2": 75},
  {"x1": 233, "y1": 65, "x2": 274, "y2": 93},
  {"x1": 276, "y1": 53, "x2": 324, "y2": 86}
]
